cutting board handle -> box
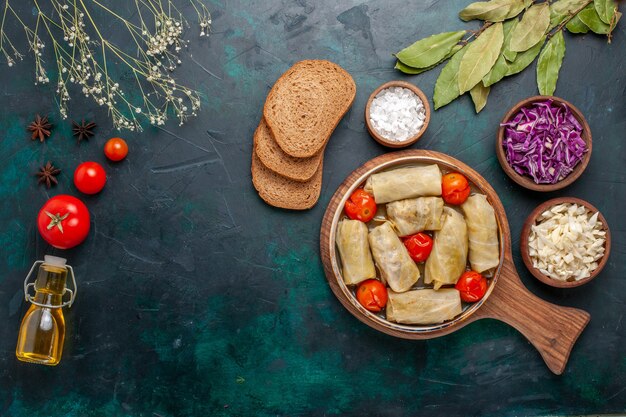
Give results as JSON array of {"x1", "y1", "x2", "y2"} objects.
[{"x1": 476, "y1": 258, "x2": 590, "y2": 375}]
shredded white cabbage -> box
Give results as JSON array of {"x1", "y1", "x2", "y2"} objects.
[{"x1": 528, "y1": 203, "x2": 606, "y2": 281}]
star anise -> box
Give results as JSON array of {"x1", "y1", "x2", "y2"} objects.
[
  {"x1": 72, "y1": 119, "x2": 97, "y2": 143},
  {"x1": 36, "y1": 162, "x2": 61, "y2": 189},
  {"x1": 27, "y1": 114, "x2": 52, "y2": 142}
]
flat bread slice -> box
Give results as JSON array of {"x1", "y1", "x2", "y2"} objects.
[
  {"x1": 264, "y1": 60, "x2": 356, "y2": 158},
  {"x1": 251, "y1": 151, "x2": 322, "y2": 210},
  {"x1": 254, "y1": 118, "x2": 322, "y2": 182}
]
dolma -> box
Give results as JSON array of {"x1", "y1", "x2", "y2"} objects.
[
  {"x1": 364, "y1": 165, "x2": 442, "y2": 204},
  {"x1": 461, "y1": 194, "x2": 500, "y2": 273},
  {"x1": 386, "y1": 197, "x2": 444, "y2": 236},
  {"x1": 336, "y1": 219, "x2": 376, "y2": 285},
  {"x1": 368, "y1": 222, "x2": 420, "y2": 292},
  {"x1": 424, "y1": 207, "x2": 468, "y2": 290},
  {"x1": 386, "y1": 289, "x2": 462, "y2": 324}
]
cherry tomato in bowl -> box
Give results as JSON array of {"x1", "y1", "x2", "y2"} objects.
[
  {"x1": 403, "y1": 232, "x2": 433, "y2": 263},
  {"x1": 104, "y1": 137, "x2": 129, "y2": 162},
  {"x1": 74, "y1": 162, "x2": 106, "y2": 194},
  {"x1": 37, "y1": 195, "x2": 90, "y2": 249},
  {"x1": 344, "y1": 189, "x2": 377, "y2": 222},
  {"x1": 356, "y1": 279, "x2": 388, "y2": 312},
  {"x1": 455, "y1": 271, "x2": 488, "y2": 303},
  {"x1": 442, "y1": 172, "x2": 470, "y2": 205}
]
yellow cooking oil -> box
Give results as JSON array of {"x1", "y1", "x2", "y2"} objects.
[{"x1": 16, "y1": 257, "x2": 69, "y2": 366}]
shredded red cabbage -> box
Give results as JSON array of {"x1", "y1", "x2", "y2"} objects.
[{"x1": 501, "y1": 99, "x2": 587, "y2": 184}]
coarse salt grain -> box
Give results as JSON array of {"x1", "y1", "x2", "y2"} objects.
[{"x1": 369, "y1": 87, "x2": 426, "y2": 142}]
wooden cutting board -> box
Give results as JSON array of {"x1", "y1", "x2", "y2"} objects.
[{"x1": 320, "y1": 150, "x2": 590, "y2": 375}]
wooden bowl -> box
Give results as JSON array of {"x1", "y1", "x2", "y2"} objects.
[
  {"x1": 321, "y1": 150, "x2": 590, "y2": 374},
  {"x1": 520, "y1": 197, "x2": 611, "y2": 288},
  {"x1": 365, "y1": 81, "x2": 431, "y2": 148},
  {"x1": 496, "y1": 95, "x2": 592, "y2": 192}
]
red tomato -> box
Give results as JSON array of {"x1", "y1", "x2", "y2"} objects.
[
  {"x1": 442, "y1": 172, "x2": 470, "y2": 205},
  {"x1": 37, "y1": 195, "x2": 90, "y2": 249},
  {"x1": 344, "y1": 189, "x2": 377, "y2": 222},
  {"x1": 104, "y1": 137, "x2": 128, "y2": 162},
  {"x1": 74, "y1": 162, "x2": 106, "y2": 194},
  {"x1": 403, "y1": 233, "x2": 434, "y2": 263},
  {"x1": 455, "y1": 271, "x2": 488, "y2": 303},
  {"x1": 356, "y1": 279, "x2": 388, "y2": 312}
]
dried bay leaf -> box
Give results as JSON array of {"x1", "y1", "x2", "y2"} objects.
[
  {"x1": 594, "y1": 0, "x2": 617, "y2": 24},
  {"x1": 502, "y1": 18, "x2": 520, "y2": 62},
  {"x1": 458, "y1": 22, "x2": 504, "y2": 94},
  {"x1": 503, "y1": 49, "x2": 517, "y2": 62},
  {"x1": 549, "y1": 0, "x2": 590, "y2": 28},
  {"x1": 505, "y1": 0, "x2": 534, "y2": 19},
  {"x1": 537, "y1": 31, "x2": 565, "y2": 95},
  {"x1": 483, "y1": 19, "x2": 517, "y2": 87},
  {"x1": 482, "y1": 57, "x2": 510, "y2": 87},
  {"x1": 396, "y1": 31, "x2": 466, "y2": 69},
  {"x1": 510, "y1": 3, "x2": 550, "y2": 52},
  {"x1": 506, "y1": 35, "x2": 545, "y2": 76},
  {"x1": 566, "y1": 14, "x2": 590, "y2": 33},
  {"x1": 395, "y1": 61, "x2": 433, "y2": 75},
  {"x1": 470, "y1": 82, "x2": 491, "y2": 113},
  {"x1": 433, "y1": 47, "x2": 467, "y2": 110},
  {"x1": 485, "y1": 34, "x2": 545, "y2": 86},
  {"x1": 459, "y1": 0, "x2": 517, "y2": 22},
  {"x1": 578, "y1": 4, "x2": 611, "y2": 33},
  {"x1": 395, "y1": 45, "x2": 463, "y2": 74}
]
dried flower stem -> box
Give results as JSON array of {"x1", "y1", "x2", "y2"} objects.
[
  {"x1": 460, "y1": 21, "x2": 494, "y2": 46},
  {"x1": 607, "y1": 4, "x2": 620, "y2": 44},
  {"x1": 0, "y1": 0, "x2": 211, "y2": 131},
  {"x1": 548, "y1": 0, "x2": 594, "y2": 40}
]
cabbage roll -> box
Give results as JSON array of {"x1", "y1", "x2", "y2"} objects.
[
  {"x1": 386, "y1": 289, "x2": 462, "y2": 324},
  {"x1": 424, "y1": 207, "x2": 468, "y2": 289},
  {"x1": 386, "y1": 197, "x2": 444, "y2": 236},
  {"x1": 368, "y1": 222, "x2": 420, "y2": 292},
  {"x1": 336, "y1": 219, "x2": 376, "y2": 285},
  {"x1": 364, "y1": 165, "x2": 442, "y2": 204},
  {"x1": 461, "y1": 194, "x2": 500, "y2": 273}
]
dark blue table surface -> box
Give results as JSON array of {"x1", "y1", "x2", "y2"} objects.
[{"x1": 0, "y1": 1, "x2": 624, "y2": 416}]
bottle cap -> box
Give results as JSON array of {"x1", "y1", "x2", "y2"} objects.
[{"x1": 44, "y1": 255, "x2": 67, "y2": 267}]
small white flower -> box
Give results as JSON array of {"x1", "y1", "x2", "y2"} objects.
[{"x1": 135, "y1": 107, "x2": 142, "y2": 114}]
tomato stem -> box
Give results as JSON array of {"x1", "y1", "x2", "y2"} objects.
[{"x1": 45, "y1": 210, "x2": 68, "y2": 234}]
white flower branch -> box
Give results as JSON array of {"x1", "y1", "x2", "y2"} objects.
[{"x1": 0, "y1": 0, "x2": 211, "y2": 131}]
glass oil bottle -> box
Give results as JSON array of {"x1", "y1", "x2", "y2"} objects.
[{"x1": 16, "y1": 256, "x2": 77, "y2": 366}]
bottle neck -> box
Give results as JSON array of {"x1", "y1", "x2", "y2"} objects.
[
  {"x1": 33, "y1": 292, "x2": 63, "y2": 308},
  {"x1": 32, "y1": 264, "x2": 68, "y2": 308}
]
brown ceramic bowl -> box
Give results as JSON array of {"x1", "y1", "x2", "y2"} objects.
[
  {"x1": 520, "y1": 197, "x2": 611, "y2": 288},
  {"x1": 496, "y1": 96, "x2": 592, "y2": 192},
  {"x1": 365, "y1": 81, "x2": 431, "y2": 148}
]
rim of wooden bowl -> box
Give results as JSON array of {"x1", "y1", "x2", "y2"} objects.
[
  {"x1": 496, "y1": 95, "x2": 592, "y2": 192},
  {"x1": 365, "y1": 81, "x2": 431, "y2": 149},
  {"x1": 520, "y1": 197, "x2": 611, "y2": 288}
]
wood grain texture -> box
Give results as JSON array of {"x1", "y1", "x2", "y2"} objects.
[
  {"x1": 364, "y1": 81, "x2": 431, "y2": 148},
  {"x1": 320, "y1": 149, "x2": 590, "y2": 374},
  {"x1": 520, "y1": 196, "x2": 611, "y2": 288},
  {"x1": 496, "y1": 95, "x2": 592, "y2": 192}
]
